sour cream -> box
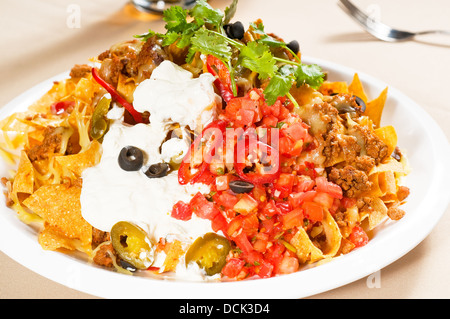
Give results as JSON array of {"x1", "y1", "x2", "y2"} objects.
[
  {"x1": 133, "y1": 60, "x2": 219, "y2": 132},
  {"x1": 80, "y1": 61, "x2": 221, "y2": 260}
]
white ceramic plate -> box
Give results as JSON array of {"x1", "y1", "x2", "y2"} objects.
[{"x1": 0, "y1": 57, "x2": 449, "y2": 299}]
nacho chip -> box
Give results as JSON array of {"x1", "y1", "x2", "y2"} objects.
[
  {"x1": 161, "y1": 240, "x2": 185, "y2": 273},
  {"x1": 290, "y1": 226, "x2": 324, "y2": 264},
  {"x1": 366, "y1": 87, "x2": 388, "y2": 128},
  {"x1": 320, "y1": 209, "x2": 342, "y2": 256},
  {"x1": 38, "y1": 223, "x2": 80, "y2": 251},
  {"x1": 54, "y1": 139, "x2": 102, "y2": 177},
  {"x1": 367, "y1": 197, "x2": 388, "y2": 230},
  {"x1": 290, "y1": 210, "x2": 342, "y2": 264},
  {"x1": 348, "y1": 73, "x2": 368, "y2": 105},
  {"x1": 319, "y1": 81, "x2": 349, "y2": 96},
  {"x1": 374, "y1": 125, "x2": 397, "y2": 156},
  {"x1": 22, "y1": 183, "x2": 92, "y2": 253},
  {"x1": 369, "y1": 157, "x2": 407, "y2": 176},
  {"x1": 12, "y1": 151, "x2": 34, "y2": 197}
]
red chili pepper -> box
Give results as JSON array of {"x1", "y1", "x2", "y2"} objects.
[
  {"x1": 206, "y1": 55, "x2": 235, "y2": 103},
  {"x1": 178, "y1": 120, "x2": 229, "y2": 185},
  {"x1": 91, "y1": 67, "x2": 144, "y2": 124},
  {"x1": 234, "y1": 139, "x2": 280, "y2": 185}
]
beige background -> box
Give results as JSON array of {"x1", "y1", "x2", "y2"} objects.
[{"x1": 0, "y1": 0, "x2": 449, "y2": 299}]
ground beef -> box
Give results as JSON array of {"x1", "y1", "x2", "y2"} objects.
[
  {"x1": 396, "y1": 186, "x2": 410, "y2": 202},
  {"x1": 322, "y1": 127, "x2": 361, "y2": 166},
  {"x1": 354, "y1": 155, "x2": 375, "y2": 173},
  {"x1": 97, "y1": 37, "x2": 167, "y2": 87},
  {"x1": 328, "y1": 166, "x2": 372, "y2": 198},
  {"x1": 69, "y1": 64, "x2": 91, "y2": 78},
  {"x1": 387, "y1": 207, "x2": 405, "y2": 220},
  {"x1": 124, "y1": 36, "x2": 167, "y2": 77},
  {"x1": 352, "y1": 125, "x2": 388, "y2": 163},
  {"x1": 27, "y1": 127, "x2": 64, "y2": 162},
  {"x1": 92, "y1": 227, "x2": 110, "y2": 248},
  {"x1": 92, "y1": 242, "x2": 115, "y2": 268}
]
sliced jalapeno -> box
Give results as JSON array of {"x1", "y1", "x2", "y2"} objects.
[
  {"x1": 111, "y1": 221, "x2": 154, "y2": 270},
  {"x1": 185, "y1": 233, "x2": 231, "y2": 276},
  {"x1": 90, "y1": 95, "x2": 111, "y2": 140}
]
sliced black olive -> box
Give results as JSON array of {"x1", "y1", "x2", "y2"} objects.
[
  {"x1": 224, "y1": 21, "x2": 244, "y2": 39},
  {"x1": 229, "y1": 180, "x2": 255, "y2": 194},
  {"x1": 353, "y1": 95, "x2": 367, "y2": 112},
  {"x1": 118, "y1": 259, "x2": 137, "y2": 273},
  {"x1": 287, "y1": 40, "x2": 300, "y2": 54},
  {"x1": 118, "y1": 146, "x2": 144, "y2": 171},
  {"x1": 144, "y1": 163, "x2": 169, "y2": 179}
]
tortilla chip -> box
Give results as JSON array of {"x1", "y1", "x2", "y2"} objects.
[
  {"x1": 377, "y1": 171, "x2": 397, "y2": 196},
  {"x1": 369, "y1": 157, "x2": 407, "y2": 175},
  {"x1": 22, "y1": 183, "x2": 92, "y2": 253},
  {"x1": 38, "y1": 224, "x2": 79, "y2": 251},
  {"x1": 54, "y1": 140, "x2": 102, "y2": 177},
  {"x1": 161, "y1": 240, "x2": 185, "y2": 273},
  {"x1": 374, "y1": 125, "x2": 397, "y2": 156},
  {"x1": 320, "y1": 209, "x2": 342, "y2": 256},
  {"x1": 12, "y1": 151, "x2": 34, "y2": 196},
  {"x1": 319, "y1": 81, "x2": 349, "y2": 95},
  {"x1": 290, "y1": 226, "x2": 324, "y2": 264},
  {"x1": 348, "y1": 73, "x2": 368, "y2": 105},
  {"x1": 359, "y1": 197, "x2": 389, "y2": 230},
  {"x1": 366, "y1": 87, "x2": 388, "y2": 128}
]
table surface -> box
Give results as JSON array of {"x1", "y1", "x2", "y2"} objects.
[{"x1": 1, "y1": 0, "x2": 449, "y2": 299}]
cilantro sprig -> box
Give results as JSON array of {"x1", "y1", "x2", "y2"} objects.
[{"x1": 135, "y1": 0, "x2": 324, "y2": 106}]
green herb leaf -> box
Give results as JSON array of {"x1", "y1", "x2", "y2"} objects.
[
  {"x1": 294, "y1": 64, "x2": 324, "y2": 89},
  {"x1": 239, "y1": 41, "x2": 277, "y2": 80},
  {"x1": 163, "y1": 6, "x2": 189, "y2": 33},
  {"x1": 190, "y1": 0, "x2": 224, "y2": 30},
  {"x1": 263, "y1": 73, "x2": 293, "y2": 105},
  {"x1": 189, "y1": 28, "x2": 232, "y2": 62},
  {"x1": 250, "y1": 21, "x2": 287, "y2": 48}
]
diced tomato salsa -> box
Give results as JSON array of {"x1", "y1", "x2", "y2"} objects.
[{"x1": 171, "y1": 57, "x2": 361, "y2": 280}]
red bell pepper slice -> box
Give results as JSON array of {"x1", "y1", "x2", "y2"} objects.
[
  {"x1": 178, "y1": 120, "x2": 228, "y2": 185},
  {"x1": 91, "y1": 67, "x2": 144, "y2": 124},
  {"x1": 50, "y1": 101, "x2": 75, "y2": 115}
]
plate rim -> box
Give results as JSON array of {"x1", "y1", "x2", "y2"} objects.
[{"x1": 0, "y1": 56, "x2": 449, "y2": 299}]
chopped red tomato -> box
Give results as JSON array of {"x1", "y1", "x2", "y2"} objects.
[
  {"x1": 178, "y1": 120, "x2": 228, "y2": 185},
  {"x1": 215, "y1": 175, "x2": 230, "y2": 191},
  {"x1": 315, "y1": 176, "x2": 343, "y2": 199},
  {"x1": 171, "y1": 201, "x2": 191, "y2": 221},
  {"x1": 302, "y1": 201, "x2": 324, "y2": 222},
  {"x1": 281, "y1": 208, "x2": 304, "y2": 230},
  {"x1": 233, "y1": 193, "x2": 258, "y2": 215},
  {"x1": 222, "y1": 258, "x2": 245, "y2": 278},
  {"x1": 189, "y1": 192, "x2": 219, "y2": 220},
  {"x1": 349, "y1": 225, "x2": 369, "y2": 248}
]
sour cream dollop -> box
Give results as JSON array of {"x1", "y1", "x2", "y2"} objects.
[
  {"x1": 133, "y1": 60, "x2": 219, "y2": 132},
  {"x1": 80, "y1": 61, "x2": 221, "y2": 245}
]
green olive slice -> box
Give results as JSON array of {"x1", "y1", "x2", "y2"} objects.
[
  {"x1": 111, "y1": 221, "x2": 154, "y2": 270},
  {"x1": 185, "y1": 233, "x2": 231, "y2": 276}
]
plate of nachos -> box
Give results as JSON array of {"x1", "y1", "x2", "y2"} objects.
[{"x1": 0, "y1": 1, "x2": 448, "y2": 298}]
